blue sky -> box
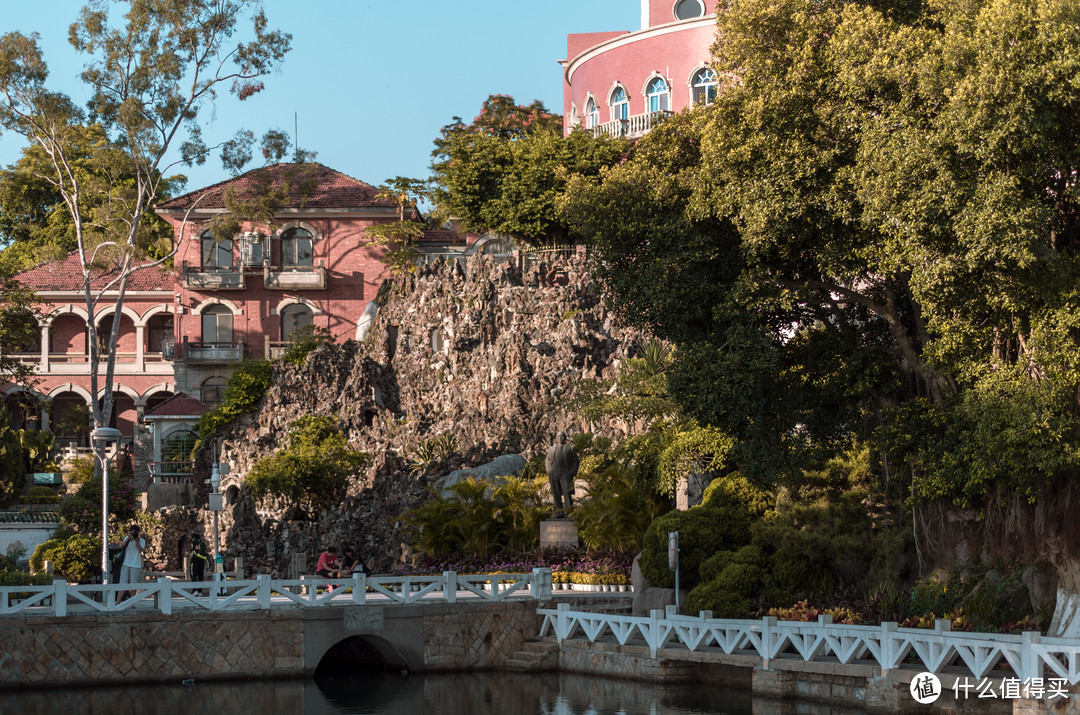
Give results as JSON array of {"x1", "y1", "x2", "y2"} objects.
[{"x1": 0, "y1": 0, "x2": 640, "y2": 194}]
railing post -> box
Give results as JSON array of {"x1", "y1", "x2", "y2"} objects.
[
  {"x1": 157, "y1": 578, "x2": 172, "y2": 615},
  {"x1": 532, "y1": 567, "x2": 552, "y2": 600},
  {"x1": 257, "y1": 575, "x2": 271, "y2": 609},
  {"x1": 445, "y1": 571, "x2": 457, "y2": 604},
  {"x1": 649, "y1": 609, "x2": 664, "y2": 656},
  {"x1": 880, "y1": 621, "x2": 898, "y2": 672},
  {"x1": 556, "y1": 602, "x2": 570, "y2": 642},
  {"x1": 1020, "y1": 630, "x2": 1041, "y2": 685},
  {"x1": 761, "y1": 616, "x2": 776, "y2": 669},
  {"x1": 53, "y1": 579, "x2": 66, "y2": 617}
]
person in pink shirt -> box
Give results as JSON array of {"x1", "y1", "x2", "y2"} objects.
[{"x1": 316, "y1": 546, "x2": 339, "y2": 578}]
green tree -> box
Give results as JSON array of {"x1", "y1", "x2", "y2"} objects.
[
  {"x1": 0, "y1": 123, "x2": 175, "y2": 274},
  {"x1": 429, "y1": 95, "x2": 627, "y2": 245},
  {"x1": 0, "y1": 270, "x2": 40, "y2": 388},
  {"x1": 0, "y1": 405, "x2": 24, "y2": 506},
  {"x1": 0, "y1": 0, "x2": 291, "y2": 463},
  {"x1": 246, "y1": 415, "x2": 369, "y2": 514},
  {"x1": 364, "y1": 176, "x2": 429, "y2": 276},
  {"x1": 561, "y1": 0, "x2": 1080, "y2": 627}
]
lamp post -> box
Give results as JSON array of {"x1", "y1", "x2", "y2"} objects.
[
  {"x1": 208, "y1": 444, "x2": 225, "y2": 594},
  {"x1": 209, "y1": 460, "x2": 222, "y2": 557},
  {"x1": 90, "y1": 427, "x2": 122, "y2": 585}
]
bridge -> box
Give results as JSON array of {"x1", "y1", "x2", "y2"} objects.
[
  {"x1": 0, "y1": 571, "x2": 556, "y2": 688},
  {"x1": 2, "y1": 571, "x2": 1078, "y2": 713}
]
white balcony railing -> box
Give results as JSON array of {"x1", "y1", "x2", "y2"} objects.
[
  {"x1": 180, "y1": 340, "x2": 244, "y2": 364},
  {"x1": 264, "y1": 264, "x2": 327, "y2": 290},
  {"x1": 591, "y1": 110, "x2": 674, "y2": 140},
  {"x1": 182, "y1": 262, "x2": 244, "y2": 290}
]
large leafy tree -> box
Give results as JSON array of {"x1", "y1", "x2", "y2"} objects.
[
  {"x1": 0, "y1": 0, "x2": 291, "y2": 447},
  {"x1": 0, "y1": 123, "x2": 175, "y2": 274},
  {"x1": 561, "y1": 0, "x2": 1080, "y2": 630},
  {"x1": 429, "y1": 94, "x2": 627, "y2": 245}
]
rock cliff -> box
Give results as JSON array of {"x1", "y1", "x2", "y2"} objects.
[{"x1": 160, "y1": 255, "x2": 643, "y2": 575}]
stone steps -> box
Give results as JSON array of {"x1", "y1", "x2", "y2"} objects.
[{"x1": 503, "y1": 639, "x2": 559, "y2": 671}]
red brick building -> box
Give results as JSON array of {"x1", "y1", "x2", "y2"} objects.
[
  {"x1": 4, "y1": 163, "x2": 406, "y2": 474},
  {"x1": 561, "y1": 0, "x2": 718, "y2": 138}
]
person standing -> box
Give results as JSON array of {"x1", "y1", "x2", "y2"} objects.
[
  {"x1": 118, "y1": 524, "x2": 146, "y2": 600},
  {"x1": 190, "y1": 535, "x2": 210, "y2": 584}
]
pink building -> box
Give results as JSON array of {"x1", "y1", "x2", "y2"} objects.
[
  {"x1": 4, "y1": 163, "x2": 403, "y2": 476},
  {"x1": 562, "y1": 0, "x2": 718, "y2": 138}
]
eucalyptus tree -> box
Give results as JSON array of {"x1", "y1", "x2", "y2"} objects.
[{"x1": 0, "y1": 0, "x2": 291, "y2": 439}]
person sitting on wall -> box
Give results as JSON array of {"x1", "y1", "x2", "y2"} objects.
[
  {"x1": 337, "y1": 546, "x2": 366, "y2": 577},
  {"x1": 316, "y1": 546, "x2": 339, "y2": 579}
]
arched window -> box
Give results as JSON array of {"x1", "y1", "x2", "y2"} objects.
[
  {"x1": 609, "y1": 87, "x2": 629, "y2": 121},
  {"x1": 200, "y1": 231, "x2": 233, "y2": 269},
  {"x1": 281, "y1": 303, "x2": 314, "y2": 341},
  {"x1": 585, "y1": 98, "x2": 599, "y2": 129},
  {"x1": 646, "y1": 77, "x2": 670, "y2": 113},
  {"x1": 201, "y1": 304, "x2": 233, "y2": 346},
  {"x1": 281, "y1": 227, "x2": 313, "y2": 268},
  {"x1": 201, "y1": 377, "x2": 228, "y2": 408},
  {"x1": 674, "y1": 0, "x2": 705, "y2": 20},
  {"x1": 161, "y1": 429, "x2": 198, "y2": 474},
  {"x1": 430, "y1": 327, "x2": 445, "y2": 353},
  {"x1": 479, "y1": 238, "x2": 513, "y2": 258},
  {"x1": 691, "y1": 67, "x2": 718, "y2": 106}
]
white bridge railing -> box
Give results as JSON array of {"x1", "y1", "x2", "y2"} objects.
[
  {"x1": 0, "y1": 569, "x2": 552, "y2": 617},
  {"x1": 539, "y1": 603, "x2": 1080, "y2": 685}
]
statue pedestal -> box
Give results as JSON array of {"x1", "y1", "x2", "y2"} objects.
[{"x1": 540, "y1": 519, "x2": 579, "y2": 549}]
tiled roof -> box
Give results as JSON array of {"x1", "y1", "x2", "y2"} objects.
[
  {"x1": 16, "y1": 253, "x2": 173, "y2": 292},
  {"x1": 157, "y1": 162, "x2": 397, "y2": 212},
  {"x1": 144, "y1": 391, "x2": 209, "y2": 418},
  {"x1": 0, "y1": 511, "x2": 60, "y2": 523},
  {"x1": 420, "y1": 229, "x2": 466, "y2": 245}
]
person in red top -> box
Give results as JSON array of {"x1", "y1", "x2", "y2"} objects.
[{"x1": 316, "y1": 546, "x2": 339, "y2": 578}]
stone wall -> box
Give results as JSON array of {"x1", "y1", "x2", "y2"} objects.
[
  {"x1": 422, "y1": 601, "x2": 541, "y2": 670},
  {"x1": 0, "y1": 611, "x2": 304, "y2": 687},
  {"x1": 180, "y1": 255, "x2": 645, "y2": 576},
  {"x1": 0, "y1": 600, "x2": 543, "y2": 688}
]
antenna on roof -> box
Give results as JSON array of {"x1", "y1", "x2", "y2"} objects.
[{"x1": 293, "y1": 112, "x2": 299, "y2": 163}]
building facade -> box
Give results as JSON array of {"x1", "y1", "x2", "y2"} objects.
[
  {"x1": 4, "y1": 163, "x2": 403, "y2": 476},
  {"x1": 561, "y1": 0, "x2": 718, "y2": 138}
]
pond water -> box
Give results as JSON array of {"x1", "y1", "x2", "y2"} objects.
[{"x1": 0, "y1": 670, "x2": 870, "y2": 715}]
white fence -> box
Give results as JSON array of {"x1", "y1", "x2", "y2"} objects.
[
  {"x1": 539, "y1": 603, "x2": 1080, "y2": 685},
  {"x1": 0, "y1": 569, "x2": 552, "y2": 616}
]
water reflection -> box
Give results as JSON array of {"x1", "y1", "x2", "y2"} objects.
[{"x1": 0, "y1": 670, "x2": 866, "y2": 714}]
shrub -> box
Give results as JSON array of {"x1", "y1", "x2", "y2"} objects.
[
  {"x1": 30, "y1": 534, "x2": 101, "y2": 583},
  {"x1": 687, "y1": 545, "x2": 765, "y2": 617},
  {"x1": 196, "y1": 359, "x2": 273, "y2": 437},
  {"x1": 58, "y1": 474, "x2": 138, "y2": 535},
  {"x1": 246, "y1": 415, "x2": 369, "y2": 513},
  {"x1": 639, "y1": 502, "x2": 752, "y2": 589},
  {"x1": 281, "y1": 325, "x2": 333, "y2": 366}
]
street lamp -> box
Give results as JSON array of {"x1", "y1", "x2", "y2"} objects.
[
  {"x1": 208, "y1": 444, "x2": 225, "y2": 593},
  {"x1": 90, "y1": 427, "x2": 122, "y2": 585}
]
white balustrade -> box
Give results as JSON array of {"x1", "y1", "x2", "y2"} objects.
[
  {"x1": 538, "y1": 603, "x2": 1080, "y2": 684},
  {"x1": 0, "y1": 569, "x2": 552, "y2": 617}
]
